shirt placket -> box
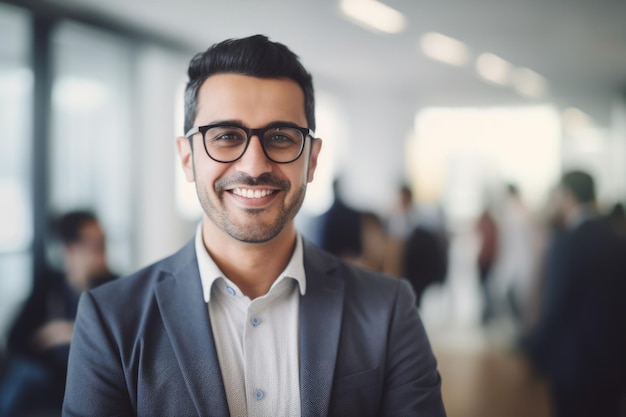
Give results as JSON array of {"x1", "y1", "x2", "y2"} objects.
[{"x1": 243, "y1": 299, "x2": 272, "y2": 416}]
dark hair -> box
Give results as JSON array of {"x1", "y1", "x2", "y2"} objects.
[
  {"x1": 53, "y1": 210, "x2": 98, "y2": 245},
  {"x1": 183, "y1": 34, "x2": 315, "y2": 134},
  {"x1": 561, "y1": 170, "x2": 596, "y2": 204},
  {"x1": 399, "y1": 183, "x2": 413, "y2": 201}
]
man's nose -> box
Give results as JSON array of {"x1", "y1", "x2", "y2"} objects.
[{"x1": 234, "y1": 135, "x2": 273, "y2": 176}]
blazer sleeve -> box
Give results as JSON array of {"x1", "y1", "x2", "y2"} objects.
[
  {"x1": 63, "y1": 291, "x2": 134, "y2": 417},
  {"x1": 379, "y1": 279, "x2": 446, "y2": 416}
]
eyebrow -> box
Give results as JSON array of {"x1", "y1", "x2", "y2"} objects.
[{"x1": 205, "y1": 120, "x2": 305, "y2": 129}]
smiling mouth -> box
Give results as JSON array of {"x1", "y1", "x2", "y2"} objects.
[{"x1": 231, "y1": 188, "x2": 278, "y2": 199}]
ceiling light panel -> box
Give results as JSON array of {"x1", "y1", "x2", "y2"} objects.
[
  {"x1": 475, "y1": 53, "x2": 512, "y2": 85},
  {"x1": 340, "y1": 0, "x2": 407, "y2": 34},
  {"x1": 512, "y1": 67, "x2": 548, "y2": 98},
  {"x1": 420, "y1": 32, "x2": 470, "y2": 66}
]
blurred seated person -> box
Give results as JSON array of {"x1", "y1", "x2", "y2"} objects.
[{"x1": 0, "y1": 210, "x2": 116, "y2": 416}]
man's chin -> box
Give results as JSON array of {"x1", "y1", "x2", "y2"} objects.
[
  {"x1": 227, "y1": 229, "x2": 281, "y2": 244},
  {"x1": 233, "y1": 236, "x2": 274, "y2": 244},
  {"x1": 223, "y1": 219, "x2": 285, "y2": 244}
]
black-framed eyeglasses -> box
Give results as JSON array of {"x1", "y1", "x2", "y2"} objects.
[{"x1": 185, "y1": 122, "x2": 315, "y2": 164}]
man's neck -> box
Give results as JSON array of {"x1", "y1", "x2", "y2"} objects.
[{"x1": 201, "y1": 221, "x2": 298, "y2": 299}]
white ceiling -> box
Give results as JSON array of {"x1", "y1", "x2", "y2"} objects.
[{"x1": 43, "y1": 0, "x2": 626, "y2": 125}]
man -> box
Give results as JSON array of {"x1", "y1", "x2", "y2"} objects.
[
  {"x1": 525, "y1": 171, "x2": 626, "y2": 417},
  {"x1": 1, "y1": 210, "x2": 115, "y2": 416},
  {"x1": 63, "y1": 35, "x2": 445, "y2": 417}
]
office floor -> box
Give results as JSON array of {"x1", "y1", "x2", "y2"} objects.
[
  {"x1": 417, "y1": 231, "x2": 552, "y2": 417},
  {"x1": 427, "y1": 318, "x2": 553, "y2": 417}
]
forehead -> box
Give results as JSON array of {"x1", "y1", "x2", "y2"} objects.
[
  {"x1": 196, "y1": 73, "x2": 307, "y2": 127},
  {"x1": 78, "y1": 221, "x2": 103, "y2": 239}
]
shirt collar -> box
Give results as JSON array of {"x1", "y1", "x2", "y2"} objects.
[{"x1": 194, "y1": 223, "x2": 306, "y2": 303}]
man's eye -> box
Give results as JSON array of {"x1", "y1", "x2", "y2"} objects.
[
  {"x1": 207, "y1": 128, "x2": 247, "y2": 144},
  {"x1": 267, "y1": 134, "x2": 292, "y2": 143},
  {"x1": 265, "y1": 128, "x2": 301, "y2": 146},
  {"x1": 216, "y1": 133, "x2": 244, "y2": 141}
]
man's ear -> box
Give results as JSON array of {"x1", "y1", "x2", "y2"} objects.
[
  {"x1": 176, "y1": 136, "x2": 195, "y2": 182},
  {"x1": 307, "y1": 138, "x2": 322, "y2": 183}
]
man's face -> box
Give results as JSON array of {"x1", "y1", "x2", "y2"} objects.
[
  {"x1": 548, "y1": 185, "x2": 575, "y2": 226},
  {"x1": 177, "y1": 74, "x2": 321, "y2": 244},
  {"x1": 65, "y1": 220, "x2": 108, "y2": 289}
]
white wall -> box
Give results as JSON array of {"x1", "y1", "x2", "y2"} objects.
[
  {"x1": 134, "y1": 46, "x2": 196, "y2": 270},
  {"x1": 320, "y1": 85, "x2": 418, "y2": 215}
]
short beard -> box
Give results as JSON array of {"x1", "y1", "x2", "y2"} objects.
[{"x1": 195, "y1": 171, "x2": 307, "y2": 244}]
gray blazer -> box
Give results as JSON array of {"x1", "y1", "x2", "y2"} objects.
[{"x1": 63, "y1": 239, "x2": 445, "y2": 416}]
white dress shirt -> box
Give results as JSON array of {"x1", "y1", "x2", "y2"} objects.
[{"x1": 195, "y1": 226, "x2": 305, "y2": 417}]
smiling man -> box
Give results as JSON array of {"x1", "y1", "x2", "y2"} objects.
[{"x1": 63, "y1": 35, "x2": 446, "y2": 417}]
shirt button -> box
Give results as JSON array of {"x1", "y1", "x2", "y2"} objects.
[
  {"x1": 226, "y1": 286, "x2": 236, "y2": 296},
  {"x1": 250, "y1": 315, "x2": 261, "y2": 327},
  {"x1": 254, "y1": 389, "x2": 265, "y2": 401}
]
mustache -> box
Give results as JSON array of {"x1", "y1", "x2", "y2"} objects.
[{"x1": 215, "y1": 173, "x2": 290, "y2": 192}]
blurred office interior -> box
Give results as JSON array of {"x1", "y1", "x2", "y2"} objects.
[{"x1": 1, "y1": 0, "x2": 626, "y2": 415}]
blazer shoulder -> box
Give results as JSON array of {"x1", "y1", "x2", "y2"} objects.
[
  {"x1": 304, "y1": 239, "x2": 413, "y2": 302},
  {"x1": 344, "y1": 261, "x2": 414, "y2": 304},
  {"x1": 87, "y1": 239, "x2": 197, "y2": 311}
]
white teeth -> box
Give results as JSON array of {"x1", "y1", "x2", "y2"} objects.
[{"x1": 233, "y1": 188, "x2": 274, "y2": 198}]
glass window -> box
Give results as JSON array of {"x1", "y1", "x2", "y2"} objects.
[
  {"x1": 49, "y1": 21, "x2": 135, "y2": 273},
  {"x1": 0, "y1": 3, "x2": 33, "y2": 344}
]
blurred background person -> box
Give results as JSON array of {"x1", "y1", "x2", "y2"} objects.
[
  {"x1": 0, "y1": 210, "x2": 116, "y2": 417},
  {"x1": 402, "y1": 221, "x2": 449, "y2": 308},
  {"x1": 475, "y1": 204, "x2": 499, "y2": 324},
  {"x1": 317, "y1": 178, "x2": 363, "y2": 263},
  {"x1": 606, "y1": 202, "x2": 626, "y2": 237},
  {"x1": 317, "y1": 180, "x2": 390, "y2": 272},
  {"x1": 383, "y1": 183, "x2": 419, "y2": 276},
  {"x1": 489, "y1": 184, "x2": 545, "y2": 335},
  {"x1": 384, "y1": 183, "x2": 448, "y2": 307},
  {"x1": 352, "y1": 211, "x2": 388, "y2": 272},
  {"x1": 523, "y1": 170, "x2": 626, "y2": 417}
]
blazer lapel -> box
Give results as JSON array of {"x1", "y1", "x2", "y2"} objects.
[
  {"x1": 299, "y1": 242, "x2": 345, "y2": 417},
  {"x1": 154, "y1": 242, "x2": 229, "y2": 417}
]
